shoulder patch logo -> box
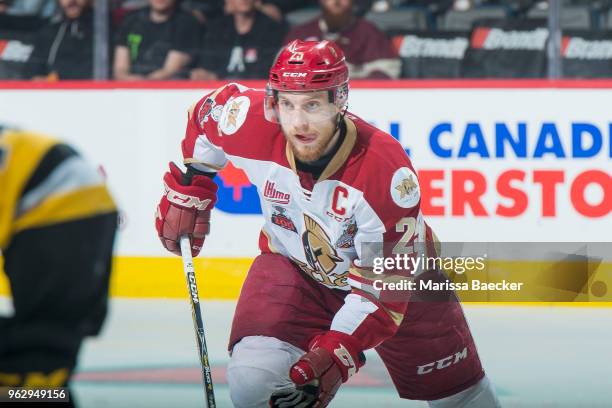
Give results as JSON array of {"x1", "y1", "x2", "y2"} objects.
[
  {"x1": 219, "y1": 95, "x2": 250, "y2": 135},
  {"x1": 391, "y1": 167, "x2": 420, "y2": 208},
  {"x1": 197, "y1": 98, "x2": 215, "y2": 127}
]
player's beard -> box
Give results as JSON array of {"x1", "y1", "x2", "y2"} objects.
[
  {"x1": 288, "y1": 135, "x2": 329, "y2": 162},
  {"x1": 285, "y1": 118, "x2": 339, "y2": 163}
]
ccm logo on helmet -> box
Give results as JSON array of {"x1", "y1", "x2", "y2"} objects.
[{"x1": 282, "y1": 72, "x2": 307, "y2": 78}]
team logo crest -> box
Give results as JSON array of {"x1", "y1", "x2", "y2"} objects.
[
  {"x1": 335, "y1": 83, "x2": 349, "y2": 106},
  {"x1": 271, "y1": 206, "x2": 297, "y2": 233},
  {"x1": 197, "y1": 98, "x2": 214, "y2": 127},
  {"x1": 391, "y1": 167, "x2": 421, "y2": 208},
  {"x1": 292, "y1": 214, "x2": 347, "y2": 288},
  {"x1": 197, "y1": 98, "x2": 224, "y2": 127},
  {"x1": 335, "y1": 217, "x2": 357, "y2": 249},
  {"x1": 219, "y1": 96, "x2": 250, "y2": 135}
]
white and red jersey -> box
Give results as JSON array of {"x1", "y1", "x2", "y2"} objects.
[{"x1": 182, "y1": 83, "x2": 436, "y2": 350}]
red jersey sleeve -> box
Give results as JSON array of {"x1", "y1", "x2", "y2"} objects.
[
  {"x1": 182, "y1": 83, "x2": 279, "y2": 172},
  {"x1": 331, "y1": 130, "x2": 437, "y2": 350}
]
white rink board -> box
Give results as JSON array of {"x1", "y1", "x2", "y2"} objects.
[{"x1": 0, "y1": 86, "x2": 610, "y2": 258}]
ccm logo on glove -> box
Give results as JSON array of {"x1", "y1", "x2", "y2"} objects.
[
  {"x1": 165, "y1": 185, "x2": 212, "y2": 210},
  {"x1": 334, "y1": 344, "x2": 357, "y2": 378},
  {"x1": 155, "y1": 162, "x2": 218, "y2": 257}
]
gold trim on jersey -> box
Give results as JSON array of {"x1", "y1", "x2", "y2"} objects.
[
  {"x1": 261, "y1": 228, "x2": 279, "y2": 254},
  {"x1": 349, "y1": 264, "x2": 381, "y2": 281},
  {"x1": 350, "y1": 265, "x2": 409, "y2": 285},
  {"x1": 13, "y1": 185, "x2": 116, "y2": 233},
  {"x1": 386, "y1": 308, "x2": 405, "y2": 326},
  {"x1": 286, "y1": 142, "x2": 297, "y2": 173},
  {"x1": 285, "y1": 116, "x2": 357, "y2": 182},
  {"x1": 318, "y1": 117, "x2": 357, "y2": 182}
]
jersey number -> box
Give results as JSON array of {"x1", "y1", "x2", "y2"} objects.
[{"x1": 393, "y1": 217, "x2": 416, "y2": 254}]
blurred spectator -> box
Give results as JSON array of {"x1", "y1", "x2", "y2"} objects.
[
  {"x1": 0, "y1": 0, "x2": 12, "y2": 13},
  {"x1": 181, "y1": 0, "x2": 225, "y2": 24},
  {"x1": 285, "y1": 0, "x2": 400, "y2": 78},
  {"x1": 252, "y1": 0, "x2": 314, "y2": 22},
  {"x1": 113, "y1": 0, "x2": 201, "y2": 80},
  {"x1": 28, "y1": 0, "x2": 94, "y2": 80},
  {"x1": 262, "y1": 0, "x2": 311, "y2": 15},
  {"x1": 255, "y1": 1, "x2": 283, "y2": 22},
  {"x1": 190, "y1": 0, "x2": 286, "y2": 80}
]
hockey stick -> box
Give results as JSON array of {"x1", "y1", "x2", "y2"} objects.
[{"x1": 180, "y1": 235, "x2": 216, "y2": 408}]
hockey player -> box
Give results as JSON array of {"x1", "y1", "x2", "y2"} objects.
[
  {"x1": 0, "y1": 127, "x2": 117, "y2": 405},
  {"x1": 155, "y1": 40, "x2": 501, "y2": 407}
]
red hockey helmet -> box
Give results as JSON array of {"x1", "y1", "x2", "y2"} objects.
[{"x1": 264, "y1": 40, "x2": 349, "y2": 123}]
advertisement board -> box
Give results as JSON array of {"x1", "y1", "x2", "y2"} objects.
[{"x1": 0, "y1": 81, "x2": 609, "y2": 298}]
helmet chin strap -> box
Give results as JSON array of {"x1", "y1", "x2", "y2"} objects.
[{"x1": 334, "y1": 105, "x2": 348, "y2": 136}]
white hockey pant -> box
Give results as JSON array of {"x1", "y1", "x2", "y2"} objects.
[{"x1": 228, "y1": 336, "x2": 501, "y2": 408}]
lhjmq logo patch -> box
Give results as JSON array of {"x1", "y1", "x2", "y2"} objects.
[
  {"x1": 219, "y1": 95, "x2": 250, "y2": 135},
  {"x1": 391, "y1": 167, "x2": 420, "y2": 208}
]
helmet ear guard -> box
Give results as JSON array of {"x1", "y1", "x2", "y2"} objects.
[
  {"x1": 264, "y1": 85, "x2": 279, "y2": 123},
  {"x1": 333, "y1": 82, "x2": 349, "y2": 111}
]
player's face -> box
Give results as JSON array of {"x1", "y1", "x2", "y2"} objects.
[
  {"x1": 149, "y1": 0, "x2": 176, "y2": 13},
  {"x1": 278, "y1": 91, "x2": 339, "y2": 163},
  {"x1": 225, "y1": 0, "x2": 256, "y2": 14},
  {"x1": 320, "y1": 0, "x2": 353, "y2": 16},
  {"x1": 59, "y1": 0, "x2": 90, "y2": 19}
]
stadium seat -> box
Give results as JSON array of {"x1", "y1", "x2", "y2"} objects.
[
  {"x1": 285, "y1": 7, "x2": 320, "y2": 28},
  {"x1": 390, "y1": 30, "x2": 469, "y2": 78},
  {"x1": 461, "y1": 19, "x2": 548, "y2": 78},
  {"x1": 602, "y1": 9, "x2": 612, "y2": 29},
  {"x1": 527, "y1": 5, "x2": 592, "y2": 29},
  {"x1": 6, "y1": 0, "x2": 57, "y2": 18},
  {"x1": 365, "y1": 7, "x2": 429, "y2": 31},
  {"x1": 0, "y1": 15, "x2": 43, "y2": 79},
  {"x1": 439, "y1": 6, "x2": 509, "y2": 31},
  {"x1": 562, "y1": 30, "x2": 612, "y2": 77}
]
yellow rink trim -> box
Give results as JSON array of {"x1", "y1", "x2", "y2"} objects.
[
  {"x1": 0, "y1": 256, "x2": 611, "y2": 307},
  {"x1": 0, "y1": 256, "x2": 254, "y2": 300},
  {"x1": 108, "y1": 257, "x2": 254, "y2": 299}
]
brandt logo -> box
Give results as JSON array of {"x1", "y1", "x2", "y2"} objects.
[
  {"x1": 562, "y1": 37, "x2": 612, "y2": 60},
  {"x1": 398, "y1": 35, "x2": 468, "y2": 59},
  {"x1": 263, "y1": 181, "x2": 290, "y2": 205},
  {"x1": 472, "y1": 27, "x2": 548, "y2": 50}
]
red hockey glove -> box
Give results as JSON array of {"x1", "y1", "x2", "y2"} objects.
[
  {"x1": 155, "y1": 162, "x2": 217, "y2": 257},
  {"x1": 270, "y1": 331, "x2": 365, "y2": 408}
]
